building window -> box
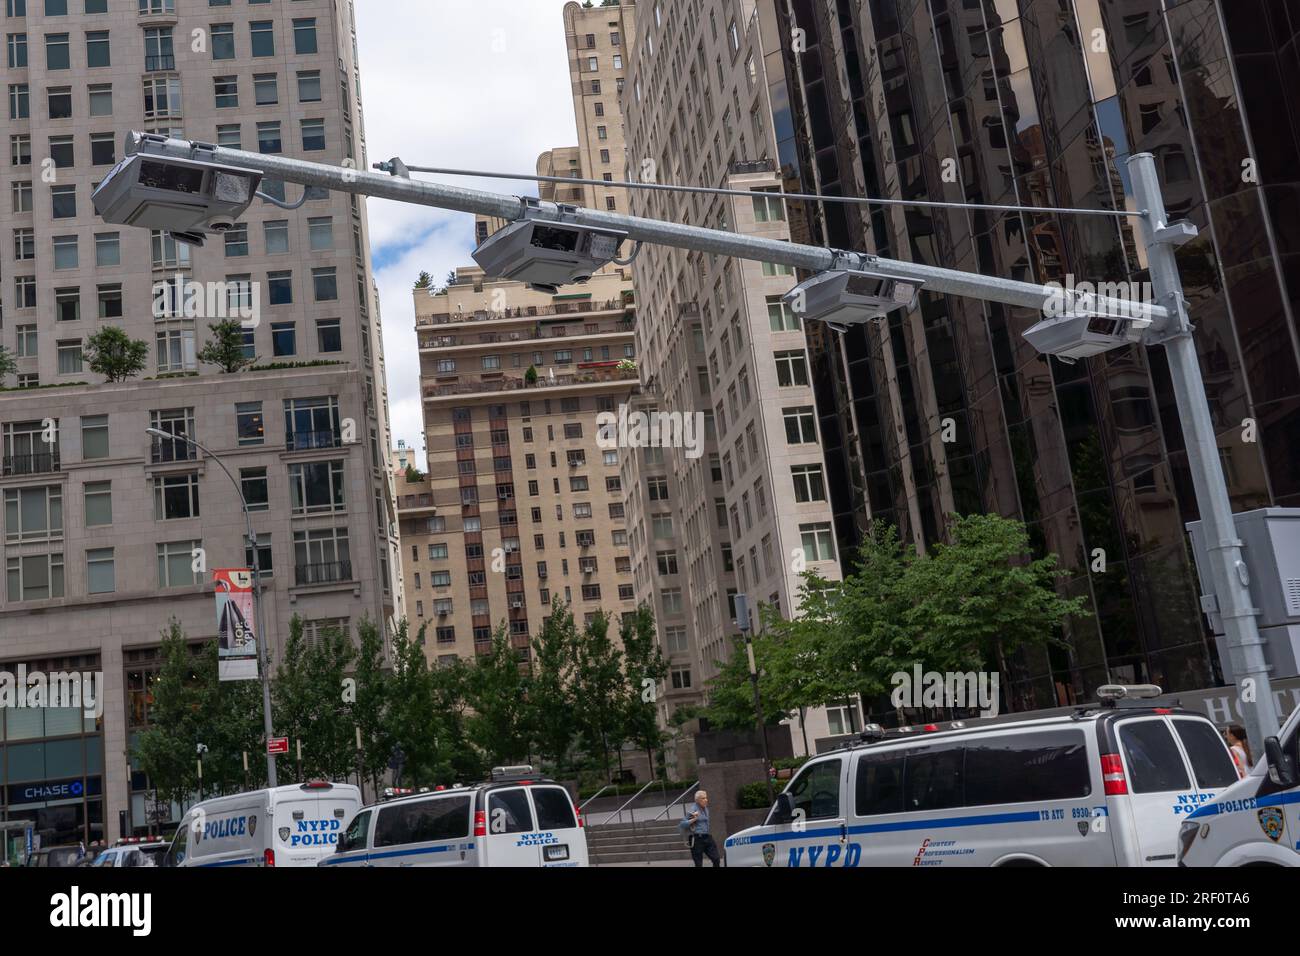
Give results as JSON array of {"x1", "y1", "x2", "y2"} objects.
[
  {"x1": 7, "y1": 552, "x2": 64, "y2": 601},
  {"x1": 289, "y1": 459, "x2": 346, "y2": 514},
  {"x1": 157, "y1": 540, "x2": 201, "y2": 588},
  {"x1": 4, "y1": 486, "x2": 62, "y2": 542},
  {"x1": 240, "y1": 467, "x2": 269, "y2": 512},
  {"x1": 312, "y1": 267, "x2": 337, "y2": 301},
  {"x1": 799, "y1": 522, "x2": 835, "y2": 562},
  {"x1": 670, "y1": 667, "x2": 692, "y2": 689},
  {"x1": 301, "y1": 118, "x2": 325, "y2": 151},
  {"x1": 153, "y1": 472, "x2": 200, "y2": 520},
  {"x1": 292, "y1": 17, "x2": 317, "y2": 55},
  {"x1": 84, "y1": 480, "x2": 111, "y2": 526},
  {"x1": 253, "y1": 72, "x2": 277, "y2": 106},
  {"x1": 85, "y1": 30, "x2": 109, "y2": 67},
  {"x1": 86, "y1": 547, "x2": 114, "y2": 594},
  {"x1": 257, "y1": 121, "x2": 282, "y2": 154},
  {"x1": 271, "y1": 321, "x2": 296, "y2": 357},
  {"x1": 293, "y1": 528, "x2": 351, "y2": 584},
  {"x1": 316, "y1": 318, "x2": 341, "y2": 353},
  {"x1": 56, "y1": 339, "x2": 82, "y2": 374},
  {"x1": 297, "y1": 69, "x2": 321, "y2": 102},
  {"x1": 249, "y1": 20, "x2": 275, "y2": 57},
  {"x1": 774, "y1": 350, "x2": 809, "y2": 386}
]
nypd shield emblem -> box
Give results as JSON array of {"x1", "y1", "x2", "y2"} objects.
[
  {"x1": 248, "y1": 815, "x2": 257, "y2": 837},
  {"x1": 278, "y1": 827, "x2": 291, "y2": 842},
  {"x1": 1077, "y1": 821, "x2": 1089, "y2": 836},
  {"x1": 1257, "y1": 807, "x2": 1284, "y2": 843},
  {"x1": 761, "y1": 843, "x2": 776, "y2": 867}
]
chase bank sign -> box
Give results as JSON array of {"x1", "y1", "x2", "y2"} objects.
[{"x1": 7, "y1": 776, "x2": 102, "y2": 807}]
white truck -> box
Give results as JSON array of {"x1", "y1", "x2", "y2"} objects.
[
  {"x1": 164, "y1": 781, "x2": 361, "y2": 868},
  {"x1": 1178, "y1": 702, "x2": 1300, "y2": 866}
]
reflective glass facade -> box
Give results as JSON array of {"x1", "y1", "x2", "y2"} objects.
[{"x1": 774, "y1": 0, "x2": 1300, "y2": 709}]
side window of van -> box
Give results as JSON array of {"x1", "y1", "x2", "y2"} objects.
[
  {"x1": 532, "y1": 787, "x2": 577, "y2": 830},
  {"x1": 338, "y1": 809, "x2": 370, "y2": 853},
  {"x1": 487, "y1": 788, "x2": 535, "y2": 834},
  {"x1": 1171, "y1": 720, "x2": 1238, "y2": 789},
  {"x1": 168, "y1": 822, "x2": 189, "y2": 866},
  {"x1": 375, "y1": 796, "x2": 472, "y2": 847},
  {"x1": 964, "y1": 730, "x2": 1090, "y2": 804},
  {"x1": 1119, "y1": 719, "x2": 1191, "y2": 793},
  {"x1": 787, "y1": 758, "x2": 842, "y2": 820},
  {"x1": 903, "y1": 745, "x2": 964, "y2": 812},
  {"x1": 855, "y1": 751, "x2": 904, "y2": 816}
]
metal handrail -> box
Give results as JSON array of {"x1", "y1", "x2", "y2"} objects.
[
  {"x1": 598, "y1": 779, "x2": 656, "y2": 827},
  {"x1": 650, "y1": 780, "x2": 700, "y2": 823},
  {"x1": 577, "y1": 784, "x2": 616, "y2": 813}
]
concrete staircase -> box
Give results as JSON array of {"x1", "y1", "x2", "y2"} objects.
[{"x1": 586, "y1": 820, "x2": 689, "y2": 866}]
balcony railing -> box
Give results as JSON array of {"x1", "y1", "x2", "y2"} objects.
[
  {"x1": 285, "y1": 429, "x2": 342, "y2": 451},
  {"x1": 151, "y1": 435, "x2": 196, "y2": 463},
  {"x1": 295, "y1": 560, "x2": 352, "y2": 586},
  {"x1": 418, "y1": 318, "x2": 634, "y2": 350},
  {"x1": 145, "y1": 53, "x2": 176, "y2": 71},
  {"x1": 424, "y1": 367, "x2": 639, "y2": 399},
  {"x1": 416, "y1": 298, "x2": 630, "y2": 328},
  {"x1": 3, "y1": 451, "x2": 60, "y2": 477},
  {"x1": 730, "y1": 158, "x2": 776, "y2": 175}
]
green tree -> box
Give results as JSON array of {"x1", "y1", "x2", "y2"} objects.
[
  {"x1": 383, "y1": 620, "x2": 450, "y2": 785},
  {"x1": 0, "y1": 344, "x2": 16, "y2": 382},
  {"x1": 85, "y1": 326, "x2": 148, "y2": 383},
  {"x1": 524, "y1": 364, "x2": 539, "y2": 385},
  {"x1": 352, "y1": 617, "x2": 391, "y2": 792},
  {"x1": 429, "y1": 652, "x2": 483, "y2": 781},
  {"x1": 197, "y1": 318, "x2": 256, "y2": 373},
  {"x1": 528, "y1": 603, "x2": 578, "y2": 776},
  {"x1": 413, "y1": 270, "x2": 432, "y2": 290},
  {"x1": 133, "y1": 620, "x2": 263, "y2": 808},
  {"x1": 619, "y1": 604, "x2": 669, "y2": 775},
  {"x1": 904, "y1": 512, "x2": 1089, "y2": 685},
  {"x1": 570, "y1": 611, "x2": 626, "y2": 781},
  {"x1": 272, "y1": 615, "x2": 357, "y2": 781},
  {"x1": 466, "y1": 625, "x2": 533, "y2": 764},
  {"x1": 701, "y1": 636, "x2": 788, "y2": 731}
]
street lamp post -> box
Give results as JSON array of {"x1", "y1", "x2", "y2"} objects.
[
  {"x1": 735, "y1": 595, "x2": 774, "y2": 804},
  {"x1": 146, "y1": 427, "x2": 278, "y2": 788},
  {"x1": 111, "y1": 134, "x2": 1280, "y2": 752}
]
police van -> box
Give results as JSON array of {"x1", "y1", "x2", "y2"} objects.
[
  {"x1": 319, "y1": 766, "x2": 588, "y2": 867},
  {"x1": 725, "y1": 685, "x2": 1240, "y2": 867},
  {"x1": 1178, "y1": 699, "x2": 1300, "y2": 866},
  {"x1": 164, "y1": 781, "x2": 361, "y2": 868}
]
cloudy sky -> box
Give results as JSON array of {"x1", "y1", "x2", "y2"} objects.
[{"x1": 354, "y1": 0, "x2": 580, "y2": 469}]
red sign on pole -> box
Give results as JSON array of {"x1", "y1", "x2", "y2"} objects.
[{"x1": 267, "y1": 737, "x2": 289, "y2": 755}]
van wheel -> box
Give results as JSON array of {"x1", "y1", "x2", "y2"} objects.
[
  {"x1": 1239, "y1": 862, "x2": 1282, "y2": 867},
  {"x1": 996, "y1": 859, "x2": 1046, "y2": 867}
]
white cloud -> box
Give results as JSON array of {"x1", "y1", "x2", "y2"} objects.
[{"x1": 356, "y1": 0, "x2": 581, "y2": 469}]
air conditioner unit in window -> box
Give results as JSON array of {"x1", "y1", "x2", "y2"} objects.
[{"x1": 510, "y1": 599, "x2": 524, "y2": 609}]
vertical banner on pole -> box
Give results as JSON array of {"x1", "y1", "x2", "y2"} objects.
[{"x1": 215, "y1": 568, "x2": 259, "y2": 681}]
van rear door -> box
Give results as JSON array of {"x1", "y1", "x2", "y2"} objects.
[
  {"x1": 482, "y1": 786, "x2": 543, "y2": 866},
  {"x1": 1111, "y1": 716, "x2": 1231, "y2": 865},
  {"x1": 273, "y1": 784, "x2": 358, "y2": 866},
  {"x1": 529, "y1": 785, "x2": 586, "y2": 867}
]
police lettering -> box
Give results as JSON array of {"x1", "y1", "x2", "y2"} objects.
[
  {"x1": 203, "y1": 816, "x2": 247, "y2": 840},
  {"x1": 289, "y1": 817, "x2": 341, "y2": 847}
]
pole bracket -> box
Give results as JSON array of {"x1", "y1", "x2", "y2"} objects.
[{"x1": 1152, "y1": 219, "x2": 1198, "y2": 247}]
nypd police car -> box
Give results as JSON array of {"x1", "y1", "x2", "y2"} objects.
[
  {"x1": 1178, "y1": 701, "x2": 1300, "y2": 866},
  {"x1": 320, "y1": 766, "x2": 588, "y2": 867},
  {"x1": 164, "y1": 781, "x2": 360, "y2": 867},
  {"x1": 726, "y1": 685, "x2": 1239, "y2": 867}
]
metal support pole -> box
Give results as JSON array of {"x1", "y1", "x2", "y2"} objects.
[
  {"x1": 735, "y1": 595, "x2": 774, "y2": 804},
  {"x1": 1128, "y1": 153, "x2": 1280, "y2": 753},
  {"x1": 126, "y1": 134, "x2": 1169, "y2": 325}
]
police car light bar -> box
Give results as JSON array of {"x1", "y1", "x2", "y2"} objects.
[{"x1": 1096, "y1": 684, "x2": 1163, "y2": 701}]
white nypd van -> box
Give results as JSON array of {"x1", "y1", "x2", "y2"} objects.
[
  {"x1": 725, "y1": 685, "x2": 1240, "y2": 867},
  {"x1": 1178, "y1": 700, "x2": 1300, "y2": 866},
  {"x1": 319, "y1": 766, "x2": 588, "y2": 868},
  {"x1": 164, "y1": 781, "x2": 361, "y2": 868}
]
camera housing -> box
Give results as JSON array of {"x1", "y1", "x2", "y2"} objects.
[
  {"x1": 92, "y1": 146, "x2": 262, "y2": 241},
  {"x1": 1023, "y1": 311, "x2": 1146, "y2": 361},
  {"x1": 782, "y1": 267, "x2": 920, "y2": 329},
  {"x1": 472, "y1": 203, "x2": 627, "y2": 293}
]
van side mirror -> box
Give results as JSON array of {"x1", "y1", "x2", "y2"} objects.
[
  {"x1": 768, "y1": 792, "x2": 795, "y2": 825},
  {"x1": 1264, "y1": 736, "x2": 1297, "y2": 789}
]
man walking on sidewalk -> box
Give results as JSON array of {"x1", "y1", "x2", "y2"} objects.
[{"x1": 680, "y1": 789, "x2": 721, "y2": 867}]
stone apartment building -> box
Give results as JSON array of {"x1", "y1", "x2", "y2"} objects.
[
  {"x1": 396, "y1": 266, "x2": 640, "y2": 666},
  {"x1": 618, "y1": 0, "x2": 846, "y2": 755},
  {"x1": 0, "y1": 0, "x2": 397, "y2": 851}
]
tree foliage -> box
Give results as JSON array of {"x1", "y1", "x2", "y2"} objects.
[
  {"x1": 197, "y1": 319, "x2": 256, "y2": 373},
  {"x1": 85, "y1": 326, "x2": 148, "y2": 382}
]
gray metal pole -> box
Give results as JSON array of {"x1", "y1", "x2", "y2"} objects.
[
  {"x1": 1127, "y1": 153, "x2": 1280, "y2": 752},
  {"x1": 126, "y1": 134, "x2": 1169, "y2": 325}
]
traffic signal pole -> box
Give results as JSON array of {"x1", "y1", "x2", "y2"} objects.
[{"x1": 124, "y1": 134, "x2": 1279, "y2": 754}]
